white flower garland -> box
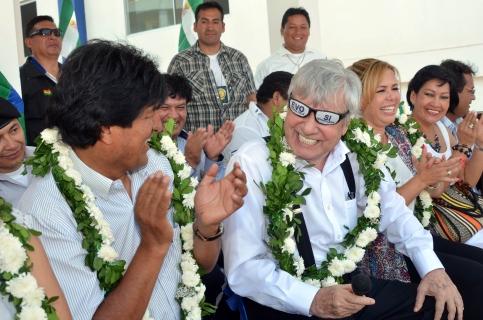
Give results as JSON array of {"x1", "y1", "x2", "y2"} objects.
[
  {"x1": 0, "y1": 221, "x2": 48, "y2": 320},
  {"x1": 156, "y1": 132, "x2": 206, "y2": 320},
  {"x1": 263, "y1": 114, "x2": 386, "y2": 287},
  {"x1": 41, "y1": 129, "x2": 119, "y2": 262},
  {"x1": 39, "y1": 128, "x2": 153, "y2": 320},
  {"x1": 394, "y1": 103, "x2": 433, "y2": 227}
]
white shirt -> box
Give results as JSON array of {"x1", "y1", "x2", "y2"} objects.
[
  {"x1": 0, "y1": 146, "x2": 34, "y2": 206},
  {"x1": 222, "y1": 140, "x2": 443, "y2": 316},
  {"x1": 208, "y1": 53, "x2": 227, "y2": 87},
  {"x1": 177, "y1": 132, "x2": 225, "y2": 180},
  {"x1": 254, "y1": 47, "x2": 326, "y2": 88},
  {"x1": 222, "y1": 101, "x2": 269, "y2": 164},
  {"x1": 441, "y1": 116, "x2": 459, "y2": 138},
  {"x1": 16, "y1": 149, "x2": 182, "y2": 320}
]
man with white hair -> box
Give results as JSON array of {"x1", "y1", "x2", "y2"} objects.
[{"x1": 222, "y1": 59, "x2": 462, "y2": 319}]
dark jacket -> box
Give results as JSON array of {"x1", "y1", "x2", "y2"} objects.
[{"x1": 20, "y1": 57, "x2": 59, "y2": 145}]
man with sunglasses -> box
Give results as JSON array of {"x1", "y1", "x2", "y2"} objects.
[
  {"x1": 222, "y1": 59, "x2": 462, "y2": 319},
  {"x1": 20, "y1": 15, "x2": 62, "y2": 146}
]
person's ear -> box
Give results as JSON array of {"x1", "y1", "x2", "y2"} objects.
[{"x1": 99, "y1": 126, "x2": 114, "y2": 145}]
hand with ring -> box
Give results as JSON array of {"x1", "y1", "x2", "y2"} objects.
[{"x1": 457, "y1": 112, "x2": 477, "y2": 146}]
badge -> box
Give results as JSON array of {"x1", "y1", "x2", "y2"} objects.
[
  {"x1": 217, "y1": 86, "x2": 228, "y2": 104},
  {"x1": 43, "y1": 89, "x2": 52, "y2": 96}
]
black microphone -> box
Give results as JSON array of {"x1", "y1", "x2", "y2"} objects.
[{"x1": 351, "y1": 270, "x2": 372, "y2": 296}]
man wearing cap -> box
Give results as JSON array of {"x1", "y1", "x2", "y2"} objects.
[
  {"x1": 20, "y1": 15, "x2": 62, "y2": 146},
  {"x1": 0, "y1": 97, "x2": 33, "y2": 205}
]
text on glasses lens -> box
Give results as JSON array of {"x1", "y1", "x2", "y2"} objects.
[
  {"x1": 288, "y1": 98, "x2": 349, "y2": 125},
  {"x1": 29, "y1": 28, "x2": 62, "y2": 37}
]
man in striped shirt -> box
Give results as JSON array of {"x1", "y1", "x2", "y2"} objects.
[{"x1": 17, "y1": 40, "x2": 247, "y2": 320}]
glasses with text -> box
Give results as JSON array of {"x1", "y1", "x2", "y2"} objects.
[
  {"x1": 288, "y1": 97, "x2": 349, "y2": 125},
  {"x1": 29, "y1": 28, "x2": 62, "y2": 38}
]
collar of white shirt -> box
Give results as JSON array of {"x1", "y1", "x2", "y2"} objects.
[
  {"x1": 294, "y1": 140, "x2": 350, "y2": 176},
  {"x1": 277, "y1": 46, "x2": 316, "y2": 57}
]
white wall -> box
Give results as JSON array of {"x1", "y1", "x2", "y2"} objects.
[
  {"x1": 316, "y1": 0, "x2": 483, "y2": 110},
  {"x1": 3, "y1": 0, "x2": 483, "y2": 110}
]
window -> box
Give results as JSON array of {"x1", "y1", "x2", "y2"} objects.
[
  {"x1": 20, "y1": 0, "x2": 37, "y2": 56},
  {"x1": 126, "y1": 0, "x2": 229, "y2": 35}
]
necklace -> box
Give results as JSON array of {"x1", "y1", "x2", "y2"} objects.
[
  {"x1": 422, "y1": 125, "x2": 441, "y2": 153},
  {"x1": 394, "y1": 102, "x2": 434, "y2": 227},
  {"x1": 286, "y1": 52, "x2": 306, "y2": 71},
  {"x1": 263, "y1": 111, "x2": 387, "y2": 287},
  {"x1": 27, "y1": 128, "x2": 156, "y2": 319}
]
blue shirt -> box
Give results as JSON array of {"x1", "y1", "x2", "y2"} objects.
[{"x1": 16, "y1": 149, "x2": 182, "y2": 320}]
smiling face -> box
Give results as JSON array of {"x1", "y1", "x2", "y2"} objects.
[
  {"x1": 362, "y1": 68, "x2": 401, "y2": 131},
  {"x1": 453, "y1": 73, "x2": 475, "y2": 117},
  {"x1": 410, "y1": 79, "x2": 450, "y2": 124},
  {"x1": 0, "y1": 120, "x2": 26, "y2": 173},
  {"x1": 25, "y1": 20, "x2": 62, "y2": 59},
  {"x1": 284, "y1": 91, "x2": 349, "y2": 170},
  {"x1": 153, "y1": 96, "x2": 187, "y2": 137},
  {"x1": 194, "y1": 8, "x2": 225, "y2": 48},
  {"x1": 111, "y1": 106, "x2": 155, "y2": 172},
  {"x1": 281, "y1": 14, "x2": 310, "y2": 54}
]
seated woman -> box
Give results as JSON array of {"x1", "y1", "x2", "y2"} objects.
[
  {"x1": 407, "y1": 65, "x2": 483, "y2": 247},
  {"x1": 348, "y1": 58, "x2": 483, "y2": 318},
  {"x1": 1, "y1": 198, "x2": 71, "y2": 319}
]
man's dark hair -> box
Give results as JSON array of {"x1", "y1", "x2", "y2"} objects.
[
  {"x1": 406, "y1": 65, "x2": 459, "y2": 113},
  {"x1": 256, "y1": 71, "x2": 293, "y2": 104},
  {"x1": 166, "y1": 74, "x2": 192, "y2": 103},
  {"x1": 25, "y1": 15, "x2": 54, "y2": 37},
  {"x1": 440, "y1": 59, "x2": 476, "y2": 93},
  {"x1": 47, "y1": 40, "x2": 166, "y2": 148},
  {"x1": 281, "y1": 7, "x2": 310, "y2": 29},
  {"x1": 195, "y1": 1, "x2": 224, "y2": 22}
]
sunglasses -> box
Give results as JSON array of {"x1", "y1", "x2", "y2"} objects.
[
  {"x1": 288, "y1": 97, "x2": 349, "y2": 125},
  {"x1": 29, "y1": 28, "x2": 62, "y2": 38}
]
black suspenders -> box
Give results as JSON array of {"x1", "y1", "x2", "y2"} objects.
[{"x1": 294, "y1": 155, "x2": 355, "y2": 268}]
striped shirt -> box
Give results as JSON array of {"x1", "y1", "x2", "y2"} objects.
[
  {"x1": 16, "y1": 149, "x2": 182, "y2": 320},
  {"x1": 177, "y1": 130, "x2": 225, "y2": 180},
  {"x1": 168, "y1": 42, "x2": 256, "y2": 132}
]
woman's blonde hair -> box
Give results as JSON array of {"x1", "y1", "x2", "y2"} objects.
[{"x1": 348, "y1": 58, "x2": 400, "y2": 109}]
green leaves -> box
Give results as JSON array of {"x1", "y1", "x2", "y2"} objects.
[
  {"x1": 26, "y1": 136, "x2": 128, "y2": 295},
  {"x1": 0, "y1": 195, "x2": 61, "y2": 318},
  {"x1": 149, "y1": 130, "x2": 215, "y2": 318}
]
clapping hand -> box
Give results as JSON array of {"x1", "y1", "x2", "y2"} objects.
[
  {"x1": 204, "y1": 121, "x2": 235, "y2": 161},
  {"x1": 194, "y1": 162, "x2": 247, "y2": 230},
  {"x1": 185, "y1": 128, "x2": 209, "y2": 168}
]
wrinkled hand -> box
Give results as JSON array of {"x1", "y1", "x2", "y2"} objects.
[
  {"x1": 204, "y1": 121, "x2": 234, "y2": 160},
  {"x1": 413, "y1": 146, "x2": 461, "y2": 185},
  {"x1": 185, "y1": 128, "x2": 209, "y2": 168},
  {"x1": 194, "y1": 163, "x2": 247, "y2": 231},
  {"x1": 457, "y1": 112, "x2": 478, "y2": 146},
  {"x1": 309, "y1": 284, "x2": 375, "y2": 318},
  {"x1": 415, "y1": 269, "x2": 463, "y2": 320},
  {"x1": 135, "y1": 172, "x2": 173, "y2": 252}
]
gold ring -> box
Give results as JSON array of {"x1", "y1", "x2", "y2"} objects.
[
  {"x1": 469, "y1": 123, "x2": 475, "y2": 129},
  {"x1": 447, "y1": 170, "x2": 452, "y2": 177}
]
